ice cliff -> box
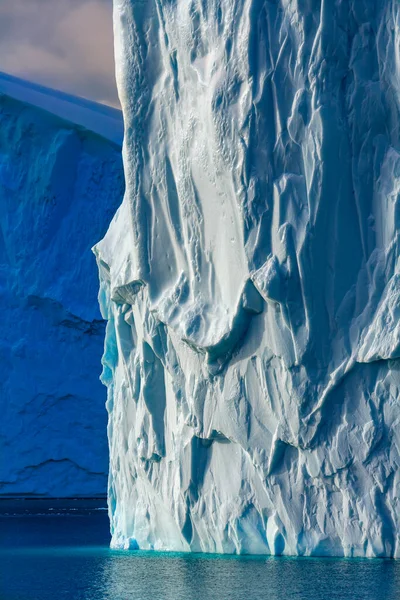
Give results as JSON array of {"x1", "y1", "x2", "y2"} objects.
[
  {"x1": 0, "y1": 73, "x2": 124, "y2": 497},
  {"x1": 95, "y1": 1, "x2": 400, "y2": 556}
]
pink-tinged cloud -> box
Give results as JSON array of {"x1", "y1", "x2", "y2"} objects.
[{"x1": 0, "y1": 0, "x2": 119, "y2": 107}]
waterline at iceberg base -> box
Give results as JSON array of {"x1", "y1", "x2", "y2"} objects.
[{"x1": 94, "y1": 0, "x2": 400, "y2": 557}]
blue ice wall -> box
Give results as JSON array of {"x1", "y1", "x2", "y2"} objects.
[{"x1": 0, "y1": 79, "x2": 124, "y2": 497}]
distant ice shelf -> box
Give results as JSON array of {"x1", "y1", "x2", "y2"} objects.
[
  {"x1": 0, "y1": 72, "x2": 123, "y2": 145},
  {"x1": 95, "y1": 0, "x2": 400, "y2": 556},
  {"x1": 0, "y1": 73, "x2": 124, "y2": 497}
]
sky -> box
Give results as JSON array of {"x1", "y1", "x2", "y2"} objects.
[{"x1": 0, "y1": 0, "x2": 120, "y2": 107}]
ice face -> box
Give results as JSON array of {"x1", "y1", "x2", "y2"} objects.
[
  {"x1": 0, "y1": 74, "x2": 124, "y2": 497},
  {"x1": 95, "y1": 1, "x2": 400, "y2": 556}
]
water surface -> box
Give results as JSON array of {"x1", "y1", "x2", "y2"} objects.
[{"x1": 1, "y1": 506, "x2": 399, "y2": 600}]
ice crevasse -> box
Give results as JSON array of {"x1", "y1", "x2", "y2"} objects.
[{"x1": 94, "y1": 0, "x2": 400, "y2": 556}]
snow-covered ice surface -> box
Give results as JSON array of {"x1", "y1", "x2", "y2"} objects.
[
  {"x1": 95, "y1": 1, "x2": 400, "y2": 556},
  {"x1": 0, "y1": 73, "x2": 124, "y2": 496}
]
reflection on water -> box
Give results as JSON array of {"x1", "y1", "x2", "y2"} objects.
[
  {"x1": 1, "y1": 512, "x2": 400, "y2": 600},
  {"x1": 96, "y1": 550, "x2": 400, "y2": 600}
]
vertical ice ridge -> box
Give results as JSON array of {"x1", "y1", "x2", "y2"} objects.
[{"x1": 95, "y1": 0, "x2": 400, "y2": 556}]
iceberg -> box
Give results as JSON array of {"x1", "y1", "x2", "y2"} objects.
[
  {"x1": 0, "y1": 73, "x2": 124, "y2": 497},
  {"x1": 95, "y1": 1, "x2": 400, "y2": 556}
]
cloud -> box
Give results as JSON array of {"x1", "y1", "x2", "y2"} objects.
[{"x1": 0, "y1": 0, "x2": 119, "y2": 107}]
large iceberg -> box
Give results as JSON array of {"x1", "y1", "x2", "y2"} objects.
[
  {"x1": 95, "y1": 1, "x2": 400, "y2": 556},
  {"x1": 0, "y1": 73, "x2": 124, "y2": 497}
]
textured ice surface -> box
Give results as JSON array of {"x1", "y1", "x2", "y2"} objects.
[
  {"x1": 0, "y1": 73, "x2": 124, "y2": 497},
  {"x1": 95, "y1": 1, "x2": 400, "y2": 555}
]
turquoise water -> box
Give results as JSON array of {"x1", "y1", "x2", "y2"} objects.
[{"x1": 1, "y1": 509, "x2": 400, "y2": 600}]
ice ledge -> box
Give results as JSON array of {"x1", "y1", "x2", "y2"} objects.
[{"x1": 0, "y1": 71, "x2": 123, "y2": 145}]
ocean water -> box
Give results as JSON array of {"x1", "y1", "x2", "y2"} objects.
[{"x1": 1, "y1": 506, "x2": 400, "y2": 600}]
